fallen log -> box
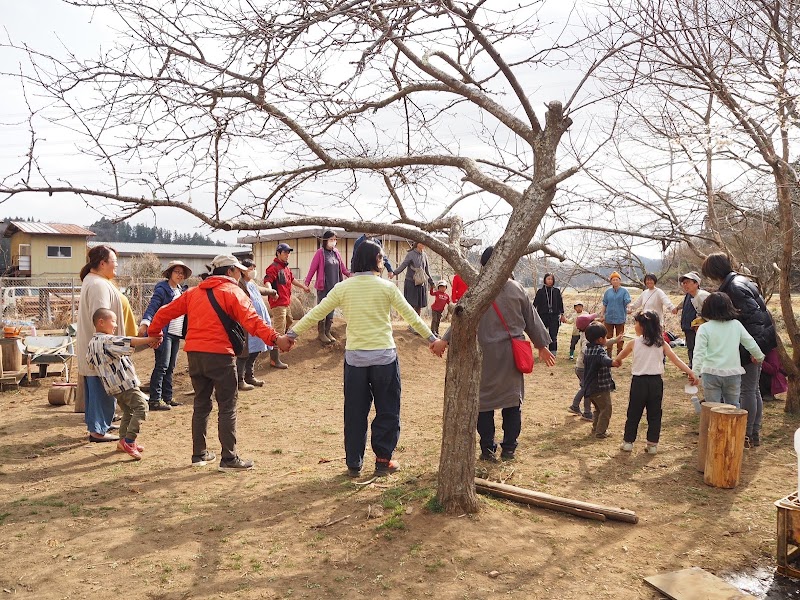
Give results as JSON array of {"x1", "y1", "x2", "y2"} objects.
[{"x1": 475, "y1": 477, "x2": 638, "y2": 524}]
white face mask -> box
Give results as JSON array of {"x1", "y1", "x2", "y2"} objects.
[{"x1": 327, "y1": 240, "x2": 337, "y2": 249}]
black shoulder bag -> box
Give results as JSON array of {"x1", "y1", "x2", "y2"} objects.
[{"x1": 205, "y1": 288, "x2": 246, "y2": 355}]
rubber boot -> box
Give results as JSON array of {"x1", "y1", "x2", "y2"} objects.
[
  {"x1": 270, "y1": 348, "x2": 288, "y2": 369},
  {"x1": 318, "y1": 321, "x2": 332, "y2": 344},
  {"x1": 325, "y1": 320, "x2": 337, "y2": 343}
]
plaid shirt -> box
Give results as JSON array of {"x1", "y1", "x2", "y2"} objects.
[
  {"x1": 583, "y1": 343, "x2": 615, "y2": 396},
  {"x1": 86, "y1": 334, "x2": 140, "y2": 396}
]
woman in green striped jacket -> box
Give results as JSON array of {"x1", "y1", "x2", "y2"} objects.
[{"x1": 286, "y1": 240, "x2": 437, "y2": 479}]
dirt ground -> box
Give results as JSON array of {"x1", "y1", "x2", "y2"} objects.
[{"x1": 1, "y1": 312, "x2": 798, "y2": 599}]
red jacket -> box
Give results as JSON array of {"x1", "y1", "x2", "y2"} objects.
[
  {"x1": 451, "y1": 274, "x2": 468, "y2": 302},
  {"x1": 264, "y1": 258, "x2": 294, "y2": 308},
  {"x1": 149, "y1": 276, "x2": 278, "y2": 355},
  {"x1": 430, "y1": 289, "x2": 451, "y2": 312}
]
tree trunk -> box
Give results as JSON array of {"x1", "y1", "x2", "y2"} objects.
[
  {"x1": 785, "y1": 374, "x2": 800, "y2": 414},
  {"x1": 436, "y1": 310, "x2": 482, "y2": 514}
]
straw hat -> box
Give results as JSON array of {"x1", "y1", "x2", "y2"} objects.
[{"x1": 162, "y1": 260, "x2": 192, "y2": 279}]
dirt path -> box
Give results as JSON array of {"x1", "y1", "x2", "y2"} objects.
[{"x1": 0, "y1": 319, "x2": 796, "y2": 599}]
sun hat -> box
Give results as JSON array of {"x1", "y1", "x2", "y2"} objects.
[
  {"x1": 679, "y1": 271, "x2": 701, "y2": 284},
  {"x1": 573, "y1": 300, "x2": 584, "y2": 307},
  {"x1": 576, "y1": 313, "x2": 597, "y2": 331},
  {"x1": 210, "y1": 254, "x2": 248, "y2": 271},
  {"x1": 162, "y1": 260, "x2": 192, "y2": 279}
]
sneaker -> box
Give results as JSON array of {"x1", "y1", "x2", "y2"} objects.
[
  {"x1": 149, "y1": 401, "x2": 171, "y2": 411},
  {"x1": 374, "y1": 459, "x2": 400, "y2": 476},
  {"x1": 116, "y1": 440, "x2": 145, "y2": 453},
  {"x1": 118, "y1": 438, "x2": 142, "y2": 461},
  {"x1": 569, "y1": 354, "x2": 574, "y2": 360},
  {"x1": 347, "y1": 466, "x2": 362, "y2": 478},
  {"x1": 218, "y1": 456, "x2": 254, "y2": 472},
  {"x1": 751, "y1": 435, "x2": 761, "y2": 447},
  {"x1": 245, "y1": 377, "x2": 264, "y2": 387},
  {"x1": 744, "y1": 436, "x2": 752, "y2": 449},
  {"x1": 567, "y1": 405, "x2": 581, "y2": 415},
  {"x1": 595, "y1": 432, "x2": 611, "y2": 439},
  {"x1": 191, "y1": 451, "x2": 216, "y2": 467},
  {"x1": 620, "y1": 442, "x2": 633, "y2": 452},
  {"x1": 164, "y1": 399, "x2": 181, "y2": 407},
  {"x1": 479, "y1": 448, "x2": 499, "y2": 463},
  {"x1": 500, "y1": 449, "x2": 516, "y2": 461},
  {"x1": 581, "y1": 413, "x2": 593, "y2": 422},
  {"x1": 238, "y1": 381, "x2": 255, "y2": 392},
  {"x1": 644, "y1": 444, "x2": 658, "y2": 454}
]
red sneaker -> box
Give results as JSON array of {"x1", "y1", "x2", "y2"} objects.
[
  {"x1": 116, "y1": 440, "x2": 144, "y2": 453},
  {"x1": 118, "y1": 439, "x2": 142, "y2": 461}
]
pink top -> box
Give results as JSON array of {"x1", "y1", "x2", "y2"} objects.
[{"x1": 304, "y1": 247, "x2": 351, "y2": 291}]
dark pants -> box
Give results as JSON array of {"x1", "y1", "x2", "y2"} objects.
[
  {"x1": 540, "y1": 313, "x2": 560, "y2": 353},
  {"x1": 569, "y1": 334, "x2": 580, "y2": 356},
  {"x1": 477, "y1": 405, "x2": 521, "y2": 452},
  {"x1": 431, "y1": 310, "x2": 443, "y2": 335},
  {"x1": 317, "y1": 290, "x2": 334, "y2": 331},
  {"x1": 149, "y1": 333, "x2": 181, "y2": 403},
  {"x1": 588, "y1": 390, "x2": 613, "y2": 435},
  {"x1": 187, "y1": 352, "x2": 239, "y2": 460},
  {"x1": 623, "y1": 375, "x2": 663, "y2": 444},
  {"x1": 236, "y1": 351, "x2": 260, "y2": 381},
  {"x1": 343, "y1": 359, "x2": 402, "y2": 470},
  {"x1": 570, "y1": 368, "x2": 591, "y2": 417},
  {"x1": 683, "y1": 329, "x2": 696, "y2": 367}
]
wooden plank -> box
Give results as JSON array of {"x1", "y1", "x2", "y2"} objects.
[{"x1": 644, "y1": 567, "x2": 756, "y2": 600}]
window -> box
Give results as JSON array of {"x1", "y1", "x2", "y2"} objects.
[{"x1": 47, "y1": 245, "x2": 73, "y2": 258}]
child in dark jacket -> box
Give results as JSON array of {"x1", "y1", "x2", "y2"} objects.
[{"x1": 583, "y1": 323, "x2": 617, "y2": 438}]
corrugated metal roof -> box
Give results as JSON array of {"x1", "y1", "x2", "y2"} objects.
[
  {"x1": 88, "y1": 241, "x2": 252, "y2": 258},
  {"x1": 237, "y1": 227, "x2": 412, "y2": 244},
  {"x1": 5, "y1": 221, "x2": 96, "y2": 237}
]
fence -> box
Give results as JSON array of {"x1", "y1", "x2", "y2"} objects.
[{"x1": 0, "y1": 276, "x2": 167, "y2": 329}]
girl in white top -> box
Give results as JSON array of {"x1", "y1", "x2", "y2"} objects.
[
  {"x1": 614, "y1": 310, "x2": 698, "y2": 454},
  {"x1": 628, "y1": 273, "x2": 675, "y2": 322}
]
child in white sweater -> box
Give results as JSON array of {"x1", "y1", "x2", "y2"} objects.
[
  {"x1": 692, "y1": 292, "x2": 764, "y2": 408},
  {"x1": 613, "y1": 310, "x2": 698, "y2": 454}
]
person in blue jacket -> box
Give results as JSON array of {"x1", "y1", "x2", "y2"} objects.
[
  {"x1": 599, "y1": 272, "x2": 631, "y2": 358},
  {"x1": 351, "y1": 234, "x2": 394, "y2": 278},
  {"x1": 138, "y1": 260, "x2": 191, "y2": 411}
]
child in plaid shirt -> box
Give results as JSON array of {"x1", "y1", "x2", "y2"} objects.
[
  {"x1": 86, "y1": 308, "x2": 160, "y2": 460},
  {"x1": 583, "y1": 323, "x2": 618, "y2": 438}
]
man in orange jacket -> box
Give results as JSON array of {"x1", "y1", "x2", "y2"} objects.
[{"x1": 149, "y1": 254, "x2": 293, "y2": 471}]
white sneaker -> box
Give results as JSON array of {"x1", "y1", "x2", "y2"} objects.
[
  {"x1": 620, "y1": 442, "x2": 633, "y2": 452},
  {"x1": 644, "y1": 444, "x2": 658, "y2": 454}
]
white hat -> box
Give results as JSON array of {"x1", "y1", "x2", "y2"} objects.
[
  {"x1": 162, "y1": 260, "x2": 192, "y2": 279},
  {"x1": 437, "y1": 280, "x2": 448, "y2": 288},
  {"x1": 679, "y1": 271, "x2": 701, "y2": 284},
  {"x1": 211, "y1": 254, "x2": 248, "y2": 271}
]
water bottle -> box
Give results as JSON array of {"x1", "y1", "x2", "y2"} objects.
[
  {"x1": 795, "y1": 428, "x2": 800, "y2": 497},
  {"x1": 691, "y1": 396, "x2": 702, "y2": 414}
]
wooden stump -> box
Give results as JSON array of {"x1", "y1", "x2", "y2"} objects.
[
  {"x1": 697, "y1": 401, "x2": 737, "y2": 472},
  {"x1": 48, "y1": 382, "x2": 76, "y2": 406},
  {"x1": 704, "y1": 407, "x2": 748, "y2": 489},
  {"x1": 0, "y1": 338, "x2": 23, "y2": 373},
  {"x1": 74, "y1": 374, "x2": 85, "y2": 413}
]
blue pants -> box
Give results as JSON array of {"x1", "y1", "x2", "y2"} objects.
[
  {"x1": 342, "y1": 359, "x2": 401, "y2": 470},
  {"x1": 84, "y1": 375, "x2": 116, "y2": 435},
  {"x1": 570, "y1": 367, "x2": 591, "y2": 417},
  {"x1": 149, "y1": 333, "x2": 181, "y2": 403},
  {"x1": 740, "y1": 361, "x2": 763, "y2": 439},
  {"x1": 701, "y1": 373, "x2": 741, "y2": 408},
  {"x1": 477, "y1": 405, "x2": 521, "y2": 452}
]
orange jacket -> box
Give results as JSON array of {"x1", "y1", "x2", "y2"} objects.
[{"x1": 149, "y1": 276, "x2": 278, "y2": 355}]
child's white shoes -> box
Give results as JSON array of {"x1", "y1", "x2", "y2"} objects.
[
  {"x1": 620, "y1": 442, "x2": 633, "y2": 452},
  {"x1": 644, "y1": 444, "x2": 658, "y2": 454}
]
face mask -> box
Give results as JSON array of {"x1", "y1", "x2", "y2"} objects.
[{"x1": 327, "y1": 241, "x2": 337, "y2": 249}]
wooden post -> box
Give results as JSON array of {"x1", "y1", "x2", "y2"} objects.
[
  {"x1": 703, "y1": 407, "x2": 748, "y2": 489},
  {"x1": 697, "y1": 401, "x2": 736, "y2": 472},
  {"x1": 74, "y1": 374, "x2": 85, "y2": 413}
]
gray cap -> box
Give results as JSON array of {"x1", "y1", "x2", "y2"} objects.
[
  {"x1": 211, "y1": 254, "x2": 248, "y2": 271},
  {"x1": 679, "y1": 271, "x2": 701, "y2": 284}
]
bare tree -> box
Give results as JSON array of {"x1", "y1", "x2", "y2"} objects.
[
  {"x1": 0, "y1": 0, "x2": 623, "y2": 512},
  {"x1": 604, "y1": 0, "x2": 800, "y2": 412}
]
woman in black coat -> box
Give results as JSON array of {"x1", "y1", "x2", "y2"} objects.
[
  {"x1": 532, "y1": 273, "x2": 565, "y2": 354},
  {"x1": 701, "y1": 253, "x2": 777, "y2": 446}
]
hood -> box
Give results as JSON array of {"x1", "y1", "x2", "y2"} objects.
[{"x1": 199, "y1": 275, "x2": 238, "y2": 289}]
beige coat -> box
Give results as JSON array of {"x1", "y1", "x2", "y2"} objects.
[{"x1": 76, "y1": 273, "x2": 125, "y2": 376}]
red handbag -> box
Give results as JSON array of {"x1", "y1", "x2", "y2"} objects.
[{"x1": 492, "y1": 302, "x2": 534, "y2": 374}]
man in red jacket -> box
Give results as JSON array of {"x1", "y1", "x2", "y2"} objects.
[
  {"x1": 150, "y1": 254, "x2": 292, "y2": 471},
  {"x1": 263, "y1": 242, "x2": 309, "y2": 368}
]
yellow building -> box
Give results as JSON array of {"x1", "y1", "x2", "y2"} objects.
[{"x1": 3, "y1": 222, "x2": 96, "y2": 277}]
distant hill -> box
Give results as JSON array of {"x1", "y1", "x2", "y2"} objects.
[{"x1": 87, "y1": 218, "x2": 224, "y2": 246}]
